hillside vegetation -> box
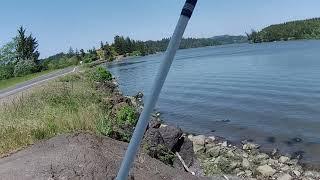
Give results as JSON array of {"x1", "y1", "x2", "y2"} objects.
[
  {"x1": 247, "y1": 18, "x2": 320, "y2": 43},
  {"x1": 0, "y1": 26, "x2": 229, "y2": 83},
  {"x1": 210, "y1": 35, "x2": 248, "y2": 44}
]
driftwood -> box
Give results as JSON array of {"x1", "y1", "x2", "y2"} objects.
[{"x1": 175, "y1": 152, "x2": 195, "y2": 175}]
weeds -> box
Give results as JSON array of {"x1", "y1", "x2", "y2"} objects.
[
  {"x1": 143, "y1": 143, "x2": 175, "y2": 165},
  {"x1": 116, "y1": 105, "x2": 138, "y2": 126},
  {"x1": 0, "y1": 67, "x2": 138, "y2": 156},
  {"x1": 96, "y1": 116, "x2": 113, "y2": 136},
  {"x1": 0, "y1": 69, "x2": 114, "y2": 155},
  {"x1": 88, "y1": 66, "x2": 112, "y2": 82}
]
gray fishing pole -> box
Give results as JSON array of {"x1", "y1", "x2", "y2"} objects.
[{"x1": 116, "y1": 0, "x2": 198, "y2": 179}]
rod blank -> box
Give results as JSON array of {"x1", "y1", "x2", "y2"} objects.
[{"x1": 116, "y1": 1, "x2": 197, "y2": 179}]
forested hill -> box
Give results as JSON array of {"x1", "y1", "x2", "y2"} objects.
[
  {"x1": 210, "y1": 35, "x2": 248, "y2": 44},
  {"x1": 247, "y1": 18, "x2": 320, "y2": 43},
  {"x1": 111, "y1": 35, "x2": 248, "y2": 56}
]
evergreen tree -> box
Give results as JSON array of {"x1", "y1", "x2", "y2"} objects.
[
  {"x1": 113, "y1": 35, "x2": 126, "y2": 55},
  {"x1": 80, "y1": 49, "x2": 85, "y2": 57},
  {"x1": 15, "y1": 26, "x2": 39, "y2": 63},
  {"x1": 68, "y1": 47, "x2": 75, "y2": 57},
  {"x1": 100, "y1": 41, "x2": 104, "y2": 50}
]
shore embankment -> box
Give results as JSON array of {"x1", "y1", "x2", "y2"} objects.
[{"x1": 1, "y1": 65, "x2": 320, "y2": 180}]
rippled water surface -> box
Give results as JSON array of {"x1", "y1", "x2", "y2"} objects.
[{"x1": 107, "y1": 40, "x2": 320, "y2": 164}]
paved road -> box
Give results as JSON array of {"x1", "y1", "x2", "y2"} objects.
[{"x1": 0, "y1": 66, "x2": 77, "y2": 99}]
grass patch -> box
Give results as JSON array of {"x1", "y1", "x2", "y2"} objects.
[
  {"x1": 0, "y1": 68, "x2": 121, "y2": 155},
  {"x1": 0, "y1": 69, "x2": 57, "y2": 90},
  {"x1": 88, "y1": 66, "x2": 112, "y2": 82},
  {"x1": 143, "y1": 143, "x2": 175, "y2": 165},
  {"x1": 116, "y1": 105, "x2": 138, "y2": 126}
]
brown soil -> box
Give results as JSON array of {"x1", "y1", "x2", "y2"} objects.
[{"x1": 0, "y1": 132, "x2": 210, "y2": 180}]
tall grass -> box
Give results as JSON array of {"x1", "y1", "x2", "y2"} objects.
[{"x1": 0, "y1": 72, "x2": 111, "y2": 155}]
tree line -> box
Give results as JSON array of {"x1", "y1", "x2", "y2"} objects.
[
  {"x1": 32, "y1": 36, "x2": 223, "y2": 73},
  {"x1": 0, "y1": 27, "x2": 223, "y2": 81},
  {"x1": 111, "y1": 35, "x2": 221, "y2": 56},
  {"x1": 246, "y1": 18, "x2": 320, "y2": 43},
  {"x1": 1, "y1": 24, "x2": 250, "y2": 81}
]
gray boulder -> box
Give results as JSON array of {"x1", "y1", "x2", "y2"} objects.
[
  {"x1": 173, "y1": 137, "x2": 195, "y2": 169},
  {"x1": 148, "y1": 117, "x2": 161, "y2": 129},
  {"x1": 304, "y1": 171, "x2": 320, "y2": 179},
  {"x1": 256, "y1": 164, "x2": 276, "y2": 176},
  {"x1": 189, "y1": 135, "x2": 206, "y2": 146},
  {"x1": 242, "y1": 142, "x2": 260, "y2": 150},
  {"x1": 207, "y1": 146, "x2": 221, "y2": 158},
  {"x1": 158, "y1": 126, "x2": 183, "y2": 151},
  {"x1": 143, "y1": 128, "x2": 165, "y2": 157}
]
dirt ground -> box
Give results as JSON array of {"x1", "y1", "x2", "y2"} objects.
[{"x1": 0, "y1": 132, "x2": 212, "y2": 180}]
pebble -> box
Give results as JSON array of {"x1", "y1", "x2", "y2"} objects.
[
  {"x1": 286, "y1": 159, "x2": 298, "y2": 166},
  {"x1": 268, "y1": 159, "x2": 279, "y2": 166},
  {"x1": 193, "y1": 144, "x2": 205, "y2": 153},
  {"x1": 279, "y1": 156, "x2": 290, "y2": 163},
  {"x1": 256, "y1": 153, "x2": 269, "y2": 160},
  {"x1": 277, "y1": 173, "x2": 292, "y2": 180},
  {"x1": 221, "y1": 141, "x2": 228, "y2": 147},
  {"x1": 293, "y1": 170, "x2": 301, "y2": 177},
  {"x1": 242, "y1": 158, "x2": 250, "y2": 168},
  {"x1": 205, "y1": 143, "x2": 215, "y2": 150},
  {"x1": 190, "y1": 135, "x2": 206, "y2": 145},
  {"x1": 304, "y1": 171, "x2": 320, "y2": 179},
  {"x1": 237, "y1": 171, "x2": 245, "y2": 176},
  {"x1": 257, "y1": 164, "x2": 276, "y2": 176},
  {"x1": 159, "y1": 124, "x2": 168, "y2": 128},
  {"x1": 242, "y1": 152, "x2": 249, "y2": 158},
  {"x1": 245, "y1": 170, "x2": 253, "y2": 177},
  {"x1": 205, "y1": 136, "x2": 216, "y2": 144},
  {"x1": 207, "y1": 146, "x2": 221, "y2": 158},
  {"x1": 280, "y1": 165, "x2": 290, "y2": 172},
  {"x1": 208, "y1": 136, "x2": 216, "y2": 141},
  {"x1": 272, "y1": 148, "x2": 278, "y2": 156},
  {"x1": 243, "y1": 142, "x2": 260, "y2": 150}
]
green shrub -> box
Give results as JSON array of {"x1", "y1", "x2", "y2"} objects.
[
  {"x1": 129, "y1": 50, "x2": 141, "y2": 57},
  {"x1": 96, "y1": 117, "x2": 113, "y2": 136},
  {"x1": 31, "y1": 120, "x2": 57, "y2": 140},
  {"x1": 116, "y1": 105, "x2": 137, "y2": 126},
  {"x1": 96, "y1": 105, "x2": 137, "y2": 142},
  {"x1": 13, "y1": 60, "x2": 37, "y2": 77},
  {"x1": 0, "y1": 64, "x2": 14, "y2": 80},
  {"x1": 143, "y1": 143, "x2": 175, "y2": 165},
  {"x1": 47, "y1": 119, "x2": 58, "y2": 135},
  {"x1": 90, "y1": 67, "x2": 112, "y2": 82},
  {"x1": 83, "y1": 53, "x2": 98, "y2": 63},
  {"x1": 31, "y1": 128, "x2": 48, "y2": 140},
  {"x1": 58, "y1": 73, "x2": 81, "y2": 82},
  {"x1": 157, "y1": 145, "x2": 175, "y2": 165},
  {"x1": 44, "y1": 56, "x2": 80, "y2": 70}
]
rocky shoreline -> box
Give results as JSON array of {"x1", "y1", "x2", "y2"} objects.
[
  {"x1": 1, "y1": 66, "x2": 319, "y2": 179},
  {"x1": 118, "y1": 81, "x2": 320, "y2": 180}
]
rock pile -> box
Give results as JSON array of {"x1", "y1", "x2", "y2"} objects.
[
  {"x1": 118, "y1": 88, "x2": 320, "y2": 180},
  {"x1": 142, "y1": 116, "x2": 204, "y2": 176},
  {"x1": 187, "y1": 134, "x2": 320, "y2": 180}
]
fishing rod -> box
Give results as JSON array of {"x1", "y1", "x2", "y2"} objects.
[{"x1": 116, "y1": 0, "x2": 198, "y2": 179}]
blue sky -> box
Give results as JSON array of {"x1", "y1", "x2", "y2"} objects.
[{"x1": 1, "y1": 0, "x2": 320, "y2": 58}]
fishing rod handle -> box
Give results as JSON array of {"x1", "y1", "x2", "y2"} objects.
[{"x1": 181, "y1": 0, "x2": 198, "y2": 18}]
